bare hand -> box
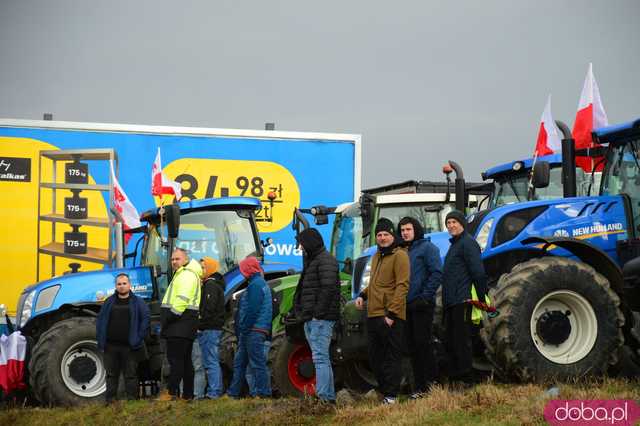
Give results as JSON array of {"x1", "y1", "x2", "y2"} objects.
[
  {"x1": 355, "y1": 297, "x2": 365, "y2": 310},
  {"x1": 384, "y1": 316, "x2": 394, "y2": 327}
]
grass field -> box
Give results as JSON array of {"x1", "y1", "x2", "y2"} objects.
[{"x1": 2, "y1": 379, "x2": 639, "y2": 425}]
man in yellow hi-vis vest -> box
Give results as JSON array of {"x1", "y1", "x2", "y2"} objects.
[{"x1": 158, "y1": 248, "x2": 203, "y2": 401}]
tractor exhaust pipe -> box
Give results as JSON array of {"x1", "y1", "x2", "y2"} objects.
[
  {"x1": 556, "y1": 120, "x2": 577, "y2": 198},
  {"x1": 447, "y1": 160, "x2": 466, "y2": 212}
]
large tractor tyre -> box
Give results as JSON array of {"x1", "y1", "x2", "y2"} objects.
[
  {"x1": 29, "y1": 317, "x2": 106, "y2": 406},
  {"x1": 481, "y1": 257, "x2": 624, "y2": 382},
  {"x1": 271, "y1": 333, "x2": 316, "y2": 397},
  {"x1": 609, "y1": 312, "x2": 640, "y2": 379}
]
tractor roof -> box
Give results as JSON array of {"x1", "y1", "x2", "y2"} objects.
[
  {"x1": 483, "y1": 153, "x2": 562, "y2": 180},
  {"x1": 140, "y1": 197, "x2": 261, "y2": 222}
]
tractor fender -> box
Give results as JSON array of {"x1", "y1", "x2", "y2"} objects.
[{"x1": 522, "y1": 236, "x2": 624, "y2": 295}]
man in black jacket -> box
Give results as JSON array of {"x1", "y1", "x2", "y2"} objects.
[
  {"x1": 195, "y1": 257, "x2": 225, "y2": 399},
  {"x1": 293, "y1": 228, "x2": 341, "y2": 403},
  {"x1": 442, "y1": 210, "x2": 488, "y2": 386}
]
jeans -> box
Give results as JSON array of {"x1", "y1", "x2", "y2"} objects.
[
  {"x1": 166, "y1": 337, "x2": 194, "y2": 398},
  {"x1": 191, "y1": 339, "x2": 204, "y2": 399},
  {"x1": 198, "y1": 329, "x2": 223, "y2": 398},
  {"x1": 304, "y1": 319, "x2": 336, "y2": 401},
  {"x1": 103, "y1": 343, "x2": 139, "y2": 401},
  {"x1": 228, "y1": 331, "x2": 271, "y2": 397},
  {"x1": 246, "y1": 339, "x2": 271, "y2": 397}
]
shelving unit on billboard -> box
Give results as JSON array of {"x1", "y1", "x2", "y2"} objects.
[{"x1": 36, "y1": 149, "x2": 118, "y2": 280}]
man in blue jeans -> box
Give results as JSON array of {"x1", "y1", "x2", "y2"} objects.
[
  {"x1": 293, "y1": 228, "x2": 341, "y2": 403},
  {"x1": 193, "y1": 257, "x2": 225, "y2": 399},
  {"x1": 227, "y1": 256, "x2": 272, "y2": 398}
]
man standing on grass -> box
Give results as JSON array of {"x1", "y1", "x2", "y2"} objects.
[
  {"x1": 355, "y1": 218, "x2": 410, "y2": 405},
  {"x1": 398, "y1": 216, "x2": 442, "y2": 399},
  {"x1": 97, "y1": 273, "x2": 150, "y2": 403}
]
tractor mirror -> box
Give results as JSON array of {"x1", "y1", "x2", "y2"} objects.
[
  {"x1": 165, "y1": 204, "x2": 180, "y2": 238},
  {"x1": 532, "y1": 161, "x2": 550, "y2": 188}
]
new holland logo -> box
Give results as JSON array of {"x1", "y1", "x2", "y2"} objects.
[{"x1": 553, "y1": 229, "x2": 570, "y2": 237}]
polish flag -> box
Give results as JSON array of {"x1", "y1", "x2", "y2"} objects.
[
  {"x1": 0, "y1": 332, "x2": 27, "y2": 395},
  {"x1": 533, "y1": 95, "x2": 562, "y2": 157},
  {"x1": 572, "y1": 63, "x2": 608, "y2": 172},
  {"x1": 110, "y1": 163, "x2": 141, "y2": 244},
  {"x1": 151, "y1": 148, "x2": 182, "y2": 201}
]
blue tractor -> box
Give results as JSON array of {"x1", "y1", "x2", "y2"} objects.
[
  {"x1": 15, "y1": 197, "x2": 296, "y2": 406},
  {"x1": 344, "y1": 120, "x2": 637, "y2": 384}
]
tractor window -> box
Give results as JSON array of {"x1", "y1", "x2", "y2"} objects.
[
  {"x1": 332, "y1": 208, "x2": 363, "y2": 274},
  {"x1": 174, "y1": 210, "x2": 259, "y2": 275},
  {"x1": 602, "y1": 140, "x2": 640, "y2": 226},
  {"x1": 142, "y1": 225, "x2": 169, "y2": 298},
  {"x1": 378, "y1": 204, "x2": 443, "y2": 236}
]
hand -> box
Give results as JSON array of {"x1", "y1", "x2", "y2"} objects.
[
  {"x1": 355, "y1": 297, "x2": 365, "y2": 310},
  {"x1": 384, "y1": 316, "x2": 394, "y2": 327}
]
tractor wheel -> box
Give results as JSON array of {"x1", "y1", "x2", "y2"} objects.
[
  {"x1": 481, "y1": 257, "x2": 624, "y2": 381},
  {"x1": 29, "y1": 317, "x2": 106, "y2": 406},
  {"x1": 271, "y1": 333, "x2": 316, "y2": 397}
]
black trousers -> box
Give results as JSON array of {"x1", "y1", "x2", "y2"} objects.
[
  {"x1": 104, "y1": 343, "x2": 139, "y2": 401},
  {"x1": 443, "y1": 303, "x2": 473, "y2": 382},
  {"x1": 367, "y1": 316, "x2": 405, "y2": 398},
  {"x1": 406, "y1": 300, "x2": 438, "y2": 391},
  {"x1": 166, "y1": 337, "x2": 194, "y2": 398}
]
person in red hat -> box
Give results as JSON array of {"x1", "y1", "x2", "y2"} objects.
[{"x1": 227, "y1": 256, "x2": 272, "y2": 398}]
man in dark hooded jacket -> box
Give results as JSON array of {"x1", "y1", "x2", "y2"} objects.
[
  {"x1": 442, "y1": 210, "x2": 488, "y2": 385},
  {"x1": 293, "y1": 228, "x2": 341, "y2": 403},
  {"x1": 398, "y1": 216, "x2": 442, "y2": 398}
]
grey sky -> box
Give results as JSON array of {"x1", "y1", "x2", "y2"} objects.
[{"x1": 1, "y1": 1, "x2": 639, "y2": 187}]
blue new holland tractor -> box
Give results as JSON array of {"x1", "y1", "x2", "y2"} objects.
[
  {"x1": 15, "y1": 197, "x2": 296, "y2": 406},
  {"x1": 344, "y1": 118, "x2": 640, "y2": 383}
]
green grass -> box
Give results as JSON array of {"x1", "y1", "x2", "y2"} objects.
[{"x1": 2, "y1": 379, "x2": 639, "y2": 426}]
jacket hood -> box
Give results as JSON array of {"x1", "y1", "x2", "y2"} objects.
[
  {"x1": 297, "y1": 227, "x2": 325, "y2": 257},
  {"x1": 397, "y1": 216, "x2": 425, "y2": 246}
]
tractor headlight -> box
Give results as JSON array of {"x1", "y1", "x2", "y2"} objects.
[
  {"x1": 351, "y1": 255, "x2": 373, "y2": 299},
  {"x1": 475, "y1": 218, "x2": 494, "y2": 251},
  {"x1": 18, "y1": 290, "x2": 36, "y2": 328},
  {"x1": 360, "y1": 259, "x2": 372, "y2": 292}
]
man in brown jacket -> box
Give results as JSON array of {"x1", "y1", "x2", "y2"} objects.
[{"x1": 355, "y1": 217, "x2": 410, "y2": 404}]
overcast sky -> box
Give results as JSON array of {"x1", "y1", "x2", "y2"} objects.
[{"x1": 1, "y1": 1, "x2": 639, "y2": 187}]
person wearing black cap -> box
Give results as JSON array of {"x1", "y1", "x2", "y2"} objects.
[
  {"x1": 293, "y1": 228, "x2": 341, "y2": 403},
  {"x1": 398, "y1": 216, "x2": 442, "y2": 399},
  {"x1": 355, "y1": 217, "x2": 409, "y2": 404},
  {"x1": 442, "y1": 210, "x2": 488, "y2": 386}
]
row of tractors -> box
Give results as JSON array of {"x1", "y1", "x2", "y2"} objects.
[{"x1": 13, "y1": 117, "x2": 640, "y2": 405}]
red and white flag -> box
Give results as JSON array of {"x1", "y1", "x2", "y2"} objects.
[
  {"x1": 0, "y1": 331, "x2": 27, "y2": 395},
  {"x1": 572, "y1": 63, "x2": 608, "y2": 171},
  {"x1": 110, "y1": 163, "x2": 141, "y2": 244},
  {"x1": 533, "y1": 95, "x2": 562, "y2": 157},
  {"x1": 151, "y1": 148, "x2": 182, "y2": 201}
]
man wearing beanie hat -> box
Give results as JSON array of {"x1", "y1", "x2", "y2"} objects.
[
  {"x1": 442, "y1": 210, "x2": 488, "y2": 386},
  {"x1": 228, "y1": 256, "x2": 272, "y2": 398},
  {"x1": 193, "y1": 257, "x2": 225, "y2": 399},
  {"x1": 293, "y1": 227, "x2": 341, "y2": 403},
  {"x1": 355, "y1": 217, "x2": 409, "y2": 404},
  {"x1": 398, "y1": 216, "x2": 442, "y2": 399}
]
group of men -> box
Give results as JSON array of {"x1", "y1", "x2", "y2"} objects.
[
  {"x1": 355, "y1": 210, "x2": 488, "y2": 404},
  {"x1": 96, "y1": 247, "x2": 273, "y2": 402},
  {"x1": 95, "y1": 208, "x2": 487, "y2": 405}
]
